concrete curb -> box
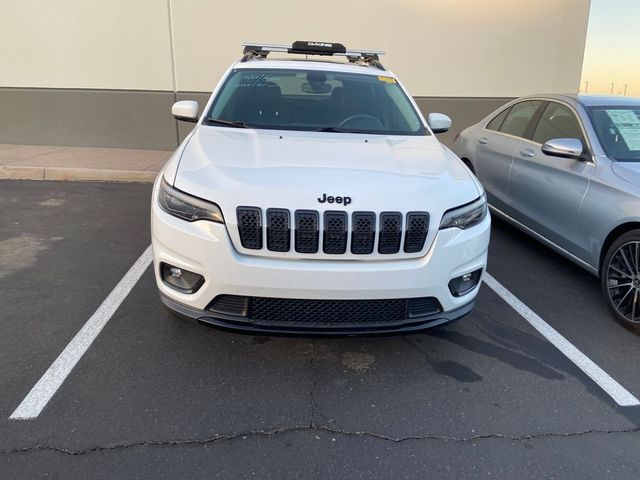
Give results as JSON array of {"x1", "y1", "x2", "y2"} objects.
[
  {"x1": 0, "y1": 165, "x2": 45, "y2": 180},
  {"x1": 0, "y1": 165, "x2": 157, "y2": 183}
]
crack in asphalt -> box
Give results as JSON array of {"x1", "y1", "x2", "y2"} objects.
[
  {"x1": 2, "y1": 425, "x2": 640, "y2": 456},
  {"x1": 308, "y1": 340, "x2": 328, "y2": 425},
  {"x1": 4, "y1": 341, "x2": 640, "y2": 457},
  {"x1": 5, "y1": 337, "x2": 640, "y2": 458}
]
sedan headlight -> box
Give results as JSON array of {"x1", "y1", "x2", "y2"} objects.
[
  {"x1": 158, "y1": 178, "x2": 224, "y2": 223},
  {"x1": 439, "y1": 194, "x2": 487, "y2": 230}
]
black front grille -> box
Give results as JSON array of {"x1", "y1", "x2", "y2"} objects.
[
  {"x1": 404, "y1": 213, "x2": 430, "y2": 253},
  {"x1": 237, "y1": 207, "x2": 262, "y2": 249},
  {"x1": 323, "y1": 211, "x2": 347, "y2": 254},
  {"x1": 207, "y1": 295, "x2": 443, "y2": 325},
  {"x1": 236, "y1": 208, "x2": 429, "y2": 255},
  {"x1": 295, "y1": 210, "x2": 320, "y2": 253},
  {"x1": 266, "y1": 209, "x2": 290, "y2": 252},
  {"x1": 378, "y1": 212, "x2": 402, "y2": 254}
]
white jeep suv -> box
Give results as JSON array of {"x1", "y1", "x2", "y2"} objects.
[{"x1": 151, "y1": 41, "x2": 490, "y2": 335}]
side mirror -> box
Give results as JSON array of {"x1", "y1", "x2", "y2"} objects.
[
  {"x1": 427, "y1": 113, "x2": 452, "y2": 133},
  {"x1": 541, "y1": 138, "x2": 583, "y2": 159},
  {"x1": 172, "y1": 100, "x2": 199, "y2": 123}
]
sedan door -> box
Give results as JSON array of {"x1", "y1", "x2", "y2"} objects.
[
  {"x1": 473, "y1": 100, "x2": 543, "y2": 215},
  {"x1": 508, "y1": 101, "x2": 595, "y2": 254}
]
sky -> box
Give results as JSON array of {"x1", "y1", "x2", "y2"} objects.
[{"x1": 580, "y1": 0, "x2": 640, "y2": 96}]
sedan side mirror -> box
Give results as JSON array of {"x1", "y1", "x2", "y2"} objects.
[
  {"x1": 427, "y1": 113, "x2": 452, "y2": 133},
  {"x1": 541, "y1": 138, "x2": 583, "y2": 160},
  {"x1": 172, "y1": 100, "x2": 199, "y2": 123}
]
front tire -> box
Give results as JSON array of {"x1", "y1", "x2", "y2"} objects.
[{"x1": 602, "y1": 229, "x2": 640, "y2": 333}]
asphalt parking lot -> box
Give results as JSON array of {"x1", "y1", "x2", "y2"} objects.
[{"x1": 2, "y1": 180, "x2": 640, "y2": 479}]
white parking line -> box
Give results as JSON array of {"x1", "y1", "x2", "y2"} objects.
[
  {"x1": 10, "y1": 246, "x2": 153, "y2": 420},
  {"x1": 484, "y1": 273, "x2": 640, "y2": 407}
]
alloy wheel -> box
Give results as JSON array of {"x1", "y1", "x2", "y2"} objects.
[{"x1": 607, "y1": 241, "x2": 640, "y2": 324}]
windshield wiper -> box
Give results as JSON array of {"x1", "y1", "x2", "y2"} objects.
[
  {"x1": 316, "y1": 126, "x2": 349, "y2": 132},
  {"x1": 205, "y1": 118, "x2": 247, "y2": 128},
  {"x1": 317, "y1": 126, "x2": 373, "y2": 134}
]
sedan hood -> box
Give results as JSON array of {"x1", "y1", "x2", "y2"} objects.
[{"x1": 173, "y1": 126, "x2": 479, "y2": 214}]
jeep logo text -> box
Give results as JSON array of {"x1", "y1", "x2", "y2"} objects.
[{"x1": 318, "y1": 193, "x2": 352, "y2": 206}]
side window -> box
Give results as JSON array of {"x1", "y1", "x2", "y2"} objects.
[
  {"x1": 532, "y1": 102, "x2": 583, "y2": 145},
  {"x1": 499, "y1": 101, "x2": 542, "y2": 138},
  {"x1": 486, "y1": 108, "x2": 509, "y2": 131}
]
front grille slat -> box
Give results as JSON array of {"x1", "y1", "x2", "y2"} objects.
[
  {"x1": 404, "y1": 212, "x2": 430, "y2": 253},
  {"x1": 207, "y1": 295, "x2": 443, "y2": 325},
  {"x1": 266, "y1": 209, "x2": 290, "y2": 252},
  {"x1": 295, "y1": 210, "x2": 319, "y2": 253},
  {"x1": 323, "y1": 211, "x2": 348, "y2": 254},
  {"x1": 237, "y1": 207, "x2": 263, "y2": 250},
  {"x1": 351, "y1": 212, "x2": 376, "y2": 254},
  {"x1": 378, "y1": 212, "x2": 403, "y2": 254}
]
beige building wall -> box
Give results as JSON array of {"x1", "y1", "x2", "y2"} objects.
[
  {"x1": 172, "y1": 0, "x2": 590, "y2": 96},
  {"x1": 0, "y1": 0, "x2": 174, "y2": 90},
  {"x1": 0, "y1": 0, "x2": 591, "y2": 149}
]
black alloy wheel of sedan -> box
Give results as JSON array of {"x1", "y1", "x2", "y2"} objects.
[{"x1": 603, "y1": 229, "x2": 640, "y2": 333}]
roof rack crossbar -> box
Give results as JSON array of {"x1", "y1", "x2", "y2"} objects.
[{"x1": 241, "y1": 42, "x2": 386, "y2": 70}]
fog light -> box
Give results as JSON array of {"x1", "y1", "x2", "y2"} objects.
[
  {"x1": 448, "y1": 269, "x2": 482, "y2": 297},
  {"x1": 161, "y1": 263, "x2": 204, "y2": 293}
]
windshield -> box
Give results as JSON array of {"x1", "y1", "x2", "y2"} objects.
[
  {"x1": 205, "y1": 68, "x2": 427, "y2": 135},
  {"x1": 588, "y1": 106, "x2": 640, "y2": 162}
]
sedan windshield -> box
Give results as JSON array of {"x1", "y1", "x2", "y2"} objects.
[
  {"x1": 588, "y1": 106, "x2": 640, "y2": 162},
  {"x1": 205, "y1": 68, "x2": 427, "y2": 135}
]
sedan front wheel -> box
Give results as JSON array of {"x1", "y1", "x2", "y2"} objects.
[{"x1": 602, "y1": 229, "x2": 640, "y2": 333}]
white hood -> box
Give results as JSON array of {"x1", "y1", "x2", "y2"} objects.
[
  {"x1": 174, "y1": 126, "x2": 478, "y2": 210},
  {"x1": 172, "y1": 126, "x2": 480, "y2": 257}
]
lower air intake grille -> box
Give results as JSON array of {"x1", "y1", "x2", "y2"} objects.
[
  {"x1": 407, "y1": 296, "x2": 441, "y2": 317},
  {"x1": 208, "y1": 295, "x2": 248, "y2": 316},
  {"x1": 207, "y1": 295, "x2": 443, "y2": 325},
  {"x1": 295, "y1": 210, "x2": 319, "y2": 253},
  {"x1": 237, "y1": 207, "x2": 262, "y2": 250}
]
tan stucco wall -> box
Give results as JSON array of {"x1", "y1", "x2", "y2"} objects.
[
  {"x1": 0, "y1": 0, "x2": 174, "y2": 90},
  {"x1": 172, "y1": 0, "x2": 591, "y2": 96},
  {"x1": 1, "y1": 0, "x2": 590, "y2": 96}
]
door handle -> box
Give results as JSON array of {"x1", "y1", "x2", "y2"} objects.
[
  {"x1": 519, "y1": 149, "x2": 535, "y2": 158},
  {"x1": 478, "y1": 137, "x2": 488, "y2": 145}
]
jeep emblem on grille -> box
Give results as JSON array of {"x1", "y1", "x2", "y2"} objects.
[{"x1": 318, "y1": 193, "x2": 352, "y2": 206}]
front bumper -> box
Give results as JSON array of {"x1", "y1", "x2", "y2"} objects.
[
  {"x1": 151, "y1": 184, "x2": 490, "y2": 334},
  {"x1": 160, "y1": 291, "x2": 475, "y2": 335}
]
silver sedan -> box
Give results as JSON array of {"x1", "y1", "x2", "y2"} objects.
[{"x1": 452, "y1": 94, "x2": 640, "y2": 332}]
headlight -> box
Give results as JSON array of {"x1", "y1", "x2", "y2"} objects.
[
  {"x1": 158, "y1": 178, "x2": 224, "y2": 223},
  {"x1": 439, "y1": 194, "x2": 487, "y2": 230}
]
